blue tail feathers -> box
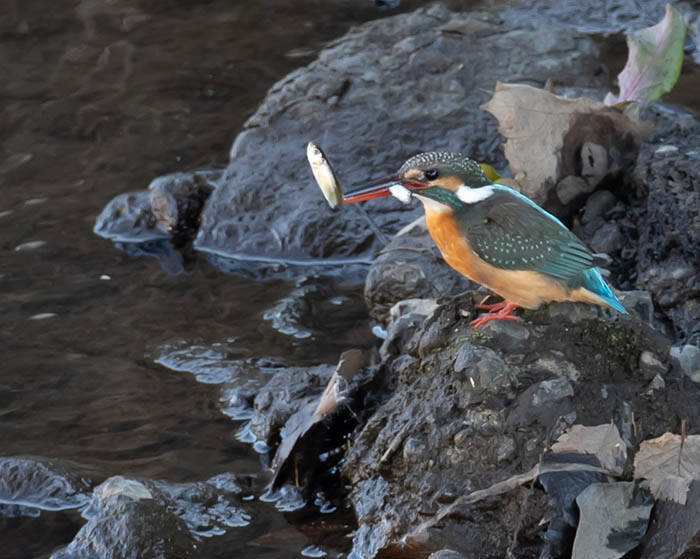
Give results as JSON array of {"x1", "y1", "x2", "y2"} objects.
[{"x1": 582, "y1": 268, "x2": 627, "y2": 313}]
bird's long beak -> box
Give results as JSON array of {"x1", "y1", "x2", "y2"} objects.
[{"x1": 342, "y1": 176, "x2": 429, "y2": 204}]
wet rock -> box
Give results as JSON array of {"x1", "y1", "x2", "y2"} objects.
[
  {"x1": 637, "y1": 350, "x2": 667, "y2": 380},
  {"x1": 643, "y1": 374, "x2": 665, "y2": 397},
  {"x1": 93, "y1": 191, "x2": 168, "y2": 243},
  {"x1": 637, "y1": 479, "x2": 700, "y2": 559},
  {"x1": 0, "y1": 457, "x2": 95, "y2": 511},
  {"x1": 268, "y1": 350, "x2": 376, "y2": 493},
  {"x1": 670, "y1": 344, "x2": 700, "y2": 384},
  {"x1": 428, "y1": 550, "x2": 468, "y2": 559},
  {"x1": 581, "y1": 190, "x2": 617, "y2": 231},
  {"x1": 114, "y1": 239, "x2": 186, "y2": 276},
  {"x1": 538, "y1": 453, "x2": 611, "y2": 557},
  {"x1": 557, "y1": 175, "x2": 593, "y2": 205},
  {"x1": 388, "y1": 297, "x2": 438, "y2": 324},
  {"x1": 94, "y1": 172, "x2": 218, "y2": 243},
  {"x1": 572, "y1": 482, "x2": 653, "y2": 559},
  {"x1": 52, "y1": 473, "x2": 250, "y2": 559},
  {"x1": 530, "y1": 352, "x2": 581, "y2": 383},
  {"x1": 479, "y1": 319, "x2": 530, "y2": 351},
  {"x1": 148, "y1": 171, "x2": 219, "y2": 237},
  {"x1": 154, "y1": 342, "x2": 284, "y2": 420},
  {"x1": 590, "y1": 222, "x2": 624, "y2": 254},
  {"x1": 263, "y1": 282, "x2": 327, "y2": 339},
  {"x1": 365, "y1": 219, "x2": 475, "y2": 323},
  {"x1": 507, "y1": 377, "x2": 575, "y2": 431},
  {"x1": 189, "y1": 6, "x2": 609, "y2": 269},
  {"x1": 617, "y1": 290, "x2": 656, "y2": 326},
  {"x1": 247, "y1": 364, "x2": 335, "y2": 446}
]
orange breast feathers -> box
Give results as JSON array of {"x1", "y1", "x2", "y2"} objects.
[
  {"x1": 423, "y1": 208, "x2": 594, "y2": 309},
  {"x1": 425, "y1": 208, "x2": 483, "y2": 284}
]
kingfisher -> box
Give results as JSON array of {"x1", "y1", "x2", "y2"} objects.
[{"x1": 340, "y1": 152, "x2": 626, "y2": 328}]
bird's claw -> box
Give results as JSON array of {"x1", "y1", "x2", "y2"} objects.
[
  {"x1": 469, "y1": 300, "x2": 520, "y2": 329},
  {"x1": 475, "y1": 299, "x2": 512, "y2": 312}
]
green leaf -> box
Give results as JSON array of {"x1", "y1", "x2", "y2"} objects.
[{"x1": 605, "y1": 4, "x2": 686, "y2": 106}]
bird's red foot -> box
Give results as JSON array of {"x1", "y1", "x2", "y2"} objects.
[
  {"x1": 475, "y1": 297, "x2": 513, "y2": 312},
  {"x1": 470, "y1": 300, "x2": 520, "y2": 329}
]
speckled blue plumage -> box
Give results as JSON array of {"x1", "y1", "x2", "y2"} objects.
[{"x1": 416, "y1": 182, "x2": 627, "y2": 313}]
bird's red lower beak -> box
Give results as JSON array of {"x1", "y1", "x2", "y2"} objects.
[
  {"x1": 342, "y1": 176, "x2": 429, "y2": 204},
  {"x1": 342, "y1": 175, "x2": 400, "y2": 204}
]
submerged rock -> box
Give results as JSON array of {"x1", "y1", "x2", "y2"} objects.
[
  {"x1": 94, "y1": 170, "x2": 219, "y2": 243},
  {"x1": 51, "y1": 473, "x2": 251, "y2": 559},
  {"x1": 0, "y1": 457, "x2": 96, "y2": 512}
]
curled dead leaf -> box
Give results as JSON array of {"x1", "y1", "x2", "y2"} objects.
[
  {"x1": 481, "y1": 82, "x2": 652, "y2": 205},
  {"x1": 633, "y1": 432, "x2": 700, "y2": 504},
  {"x1": 605, "y1": 4, "x2": 686, "y2": 106}
]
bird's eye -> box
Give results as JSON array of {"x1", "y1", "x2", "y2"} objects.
[{"x1": 424, "y1": 169, "x2": 439, "y2": 180}]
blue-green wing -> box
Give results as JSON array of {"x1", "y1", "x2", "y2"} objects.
[{"x1": 458, "y1": 187, "x2": 594, "y2": 282}]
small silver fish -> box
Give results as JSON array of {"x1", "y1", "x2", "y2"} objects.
[{"x1": 307, "y1": 141, "x2": 343, "y2": 209}]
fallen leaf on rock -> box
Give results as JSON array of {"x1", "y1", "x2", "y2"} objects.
[
  {"x1": 481, "y1": 83, "x2": 652, "y2": 204},
  {"x1": 551, "y1": 423, "x2": 627, "y2": 475},
  {"x1": 633, "y1": 432, "x2": 700, "y2": 504},
  {"x1": 572, "y1": 481, "x2": 653, "y2": 559},
  {"x1": 604, "y1": 4, "x2": 686, "y2": 106},
  {"x1": 637, "y1": 480, "x2": 700, "y2": 559},
  {"x1": 269, "y1": 349, "x2": 366, "y2": 489}
]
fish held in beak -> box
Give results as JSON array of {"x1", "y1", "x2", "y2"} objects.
[
  {"x1": 306, "y1": 141, "x2": 429, "y2": 208},
  {"x1": 307, "y1": 141, "x2": 343, "y2": 209}
]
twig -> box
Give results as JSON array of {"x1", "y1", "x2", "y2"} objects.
[{"x1": 678, "y1": 418, "x2": 687, "y2": 476}]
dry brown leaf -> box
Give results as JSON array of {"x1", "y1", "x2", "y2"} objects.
[
  {"x1": 481, "y1": 82, "x2": 652, "y2": 204},
  {"x1": 633, "y1": 432, "x2": 700, "y2": 504},
  {"x1": 552, "y1": 423, "x2": 627, "y2": 475},
  {"x1": 269, "y1": 349, "x2": 366, "y2": 489}
]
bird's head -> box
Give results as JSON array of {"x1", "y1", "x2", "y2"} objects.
[{"x1": 342, "y1": 152, "x2": 494, "y2": 210}]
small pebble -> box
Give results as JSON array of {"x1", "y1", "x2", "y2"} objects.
[
  {"x1": 654, "y1": 145, "x2": 678, "y2": 154},
  {"x1": 371, "y1": 325, "x2": 387, "y2": 339},
  {"x1": 100, "y1": 274, "x2": 111, "y2": 281},
  {"x1": 253, "y1": 440, "x2": 271, "y2": 454},
  {"x1": 301, "y1": 545, "x2": 327, "y2": 558}
]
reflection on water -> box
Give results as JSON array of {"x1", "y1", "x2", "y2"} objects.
[{"x1": 0, "y1": 1, "x2": 427, "y2": 557}]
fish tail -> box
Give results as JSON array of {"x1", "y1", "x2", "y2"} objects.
[{"x1": 582, "y1": 268, "x2": 627, "y2": 313}]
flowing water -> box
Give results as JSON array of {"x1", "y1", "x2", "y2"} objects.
[
  {"x1": 2, "y1": 1, "x2": 698, "y2": 558},
  {"x1": 0, "y1": 1, "x2": 431, "y2": 557}
]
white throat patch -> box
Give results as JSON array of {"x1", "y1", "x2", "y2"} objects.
[
  {"x1": 389, "y1": 184, "x2": 412, "y2": 204},
  {"x1": 456, "y1": 185, "x2": 494, "y2": 204}
]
